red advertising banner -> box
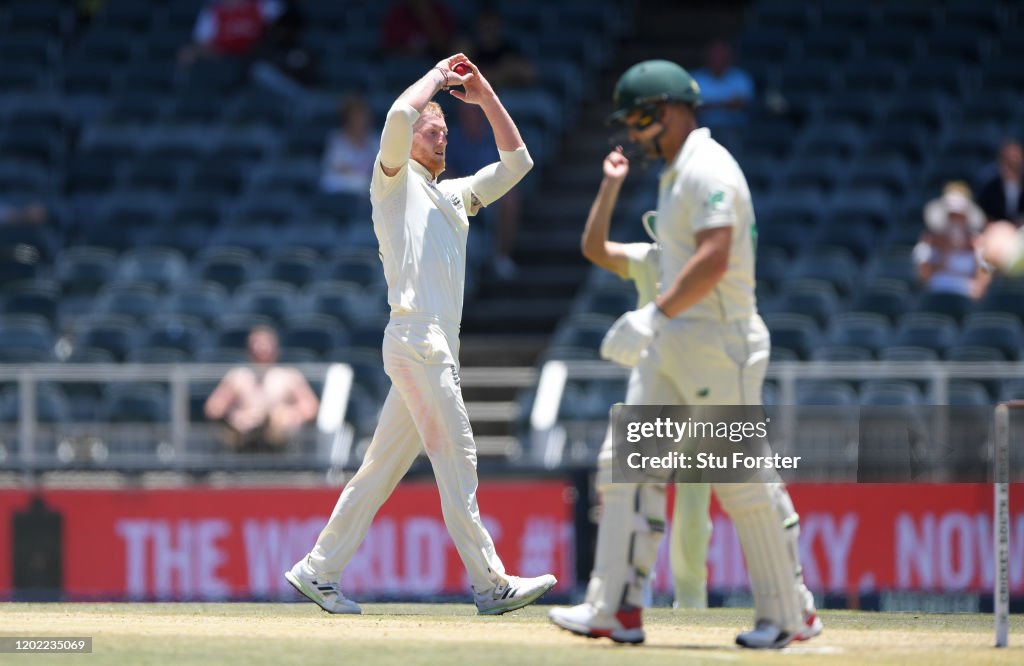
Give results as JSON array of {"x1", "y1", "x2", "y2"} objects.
[
  {"x1": 653, "y1": 483, "x2": 1024, "y2": 595},
  {"x1": 0, "y1": 481, "x2": 576, "y2": 600},
  {"x1": 1, "y1": 482, "x2": 1020, "y2": 600}
]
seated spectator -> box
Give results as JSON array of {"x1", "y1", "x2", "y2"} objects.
[
  {"x1": 251, "y1": 0, "x2": 316, "y2": 96},
  {"x1": 692, "y1": 40, "x2": 754, "y2": 153},
  {"x1": 459, "y1": 8, "x2": 535, "y2": 90},
  {"x1": 204, "y1": 326, "x2": 319, "y2": 452},
  {"x1": 976, "y1": 139, "x2": 1023, "y2": 225},
  {"x1": 320, "y1": 96, "x2": 379, "y2": 195},
  {"x1": 913, "y1": 182, "x2": 990, "y2": 299},
  {"x1": 446, "y1": 103, "x2": 521, "y2": 279},
  {"x1": 382, "y1": 0, "x2": 456, "y2": 60},
  {"x1": 178, "y1": 0, "x2": 283, "y2": 66}
]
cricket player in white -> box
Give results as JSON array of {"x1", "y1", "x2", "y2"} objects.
[
  {"x1": 286, "y1": 54, "x2": 556, "y2": 615},
  {"x1": 580, "y1": 154, "x2": 712, "y2": 611},
  {"x1": 549, "y1": 60, "x2": 822, "y2": 648}
]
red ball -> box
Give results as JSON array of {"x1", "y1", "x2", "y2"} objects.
[{"x1": 452, "y1": 62, "x2": 471, "y2": 76}]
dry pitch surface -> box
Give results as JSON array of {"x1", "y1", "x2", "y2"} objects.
[{"x1": 2, "y1": 603, "x2": 1022, "y2": 665}]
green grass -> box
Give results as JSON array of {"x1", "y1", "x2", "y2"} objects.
[{"x1": 2, "y1": 603, "x2": 1022, "y2": 665}]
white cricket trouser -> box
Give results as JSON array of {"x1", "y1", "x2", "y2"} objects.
[
  {"x1": 307, "y1": 313, "x2": 506, "y2": 592},
  {"x1": 590, "y1": 313, "x2": 812, "y2": 632},
  {"x1": 592, "y1": 365, "x2": 712, "y2": 610}
]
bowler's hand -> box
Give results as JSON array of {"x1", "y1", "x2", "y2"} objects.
[
  {"x1": 445, "y1": 58, "x2": 495, "y2": 105},
  {"x1": 600, "y1": 302, "x2": 668, "y2": 368},
  {"x1": 435, "y1": 53, "x2": 475, "y2": 89}
]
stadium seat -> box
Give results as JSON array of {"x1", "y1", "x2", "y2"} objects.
[
  {"x1": 73, "y1": 315, "x2": 138, "y2": 362},
  {"x1": 773, "y1": 279, "x2": 841, "y2": 328},
  {"x1": 230, "y1": 280, "x2": 298, "y2": 325},
  {"x1": 164, "y1": 282, "x2": 230, "y2": 326},
  {"x1": 761, "y1": 313, "x2": 820, "y2": 361},
  {"x1": 828, "y1": 312, "x2": 893, "y2": 355},
  {"x1": 94, "y1": 283, "x2": 162, "y2": 322},
  {"x1": 796, "y1": 380, "x2": 859, "y2": 406},
  {"x1": 788, "y1": 250, "x2": 858, "y2": 296},
  {"x1": 810, "y1": 345, "x2": 874, "y2": 362},
  {"x1": 955, "y1": 313, "x2": 1022, "y2": 360},
  {"x1": 860, "y1": 380, "x2": 924, "y2": 406},
  {"x1": 879, "y1": 346, "x2": 941, "y2": 362},
  {"x1": 893, "y1": 313, "x2": 959, "y2": 354},
  {"x1": 195, "y1": 247, "x2": 258, "y2": 292},
  {"x1": 915, "y1": 291, "x2": 974, "y2": 323},
  {"x1": 101, "y1": 383, "x2": 169, "y2": 423},
  {"x1": 282, "y1": 315, "x2": 348, "y2": 360}
]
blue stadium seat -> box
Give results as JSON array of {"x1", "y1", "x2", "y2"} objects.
[
  {"x1": 164, "y1": 282, "x2": 230, "y2": 326},
  {"x1": 94, "y1": 283, "x2": 162, "y2": 323},
  {"x1": 893, "y1": 313, "x2": 959, "y2": 354},
  {"x1": 955, "y1": 313, "x2": 1022, "y2": 360},
  {"x1": 860, "y1": 380, "x2": 924, "y2": 406},
  {"x1": 101, "y1": 383, "x2": 168, "y2": 423},
  {"x1": 879, "y1": 346, "x2": 941, "y2": 362},
  {"x1": 773, "y1": 279, "x2": 841, "y2": 328},
  {"x1": 231, "y1": 280, "x2": 298, "y2": 325},
  {"x1": 915, "y1": 291, "x2": 974, "y2": 323},
  {"x1": 761, "y1": 313, "x2": 821, "y2": 361},
  {"x1": 73, "y1": 315, "x2": 138, "y2": 362},
  {"x1": 828, "y1": 312, "x2": 893, "y2": 355}
]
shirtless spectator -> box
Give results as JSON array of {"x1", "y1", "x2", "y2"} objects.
[{"x1": 204, "y1": 326, "x2": 319, "y2": 452}]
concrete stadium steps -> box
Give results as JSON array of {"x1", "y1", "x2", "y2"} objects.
[{"x1": 460, "y1": 297, "x2": 571, "y2": 334}]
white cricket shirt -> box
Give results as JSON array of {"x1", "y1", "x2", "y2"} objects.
[
  {"x1": 656, "y1": 127, "x2": 757, "y2": 322},
  {"x1": 371, "y1": 155, "x2": 476, "y2": 327},
  {"x1": 622, "y1": 242, "x2": 660, "y2": 308}
]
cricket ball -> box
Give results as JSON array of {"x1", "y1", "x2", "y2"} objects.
[{"x1": 453, "y1": 62, "x2": 471, "y2": 76}]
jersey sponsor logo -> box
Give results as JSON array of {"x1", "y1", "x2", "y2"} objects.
[
  {"x1": 696, "y1": 387, "x2": 710, "y2": 398},
  {"x1": 449, "y1": 365, "x2": 461, "y2": 387},
  {"x1": 448, "y1": 193, "x2": 464, "y2": 211},
  {"x1": 705, "y1": 191, "x2": 726, "y2": 209}
]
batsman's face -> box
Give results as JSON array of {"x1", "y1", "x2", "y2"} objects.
[
  {"x1": 624, "y1": 109, "x2": 664, "y2": 160},
  {"x1": 411, "y1": 114, "x2": 448, "y2": 178}
]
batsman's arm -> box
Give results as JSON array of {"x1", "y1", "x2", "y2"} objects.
[
  {"x1": 581, "y1": 177, "x2": 631, "y2": 278},
  {"x1": 655, "y1": 226, "x2": 731, "y2": 318}
]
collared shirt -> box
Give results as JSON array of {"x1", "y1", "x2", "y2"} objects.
[
  {"x1": 371, "y1": 155, "x2": 477, "y2": 328},
  {"x1": 656, "y1": 127, "x2": 757, "y2": 322}
]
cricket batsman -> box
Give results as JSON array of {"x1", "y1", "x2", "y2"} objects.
[
  {"x1": 286, "y1": 54, "x2": 556, "y2": 615},
  {"x1": 548, "y1": 60, "x2": 822, "y2": 648},
  {"x1": 580, "y1": 156, "x2": 712, "y2": 611}
]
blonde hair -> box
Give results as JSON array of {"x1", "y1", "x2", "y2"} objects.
[{"x1": 421, "y1": 101, "x2": 444, "y2": 120}]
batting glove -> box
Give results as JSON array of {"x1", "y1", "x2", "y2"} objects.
[{"x1": 600, "y1": 302, "x2": 668, "y2": 368}]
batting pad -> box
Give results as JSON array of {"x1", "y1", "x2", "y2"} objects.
[
  {"x1": 714, "y1": 482, "x2": 807, "y2": 631},
  {"x1": 586, "y1": 483, "x2": 666, "y2": 613}
]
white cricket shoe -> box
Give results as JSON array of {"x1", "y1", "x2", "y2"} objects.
[
  {"x1": 284, "y1": 558, "x2": 361, "y2": 615},
  {"x1": 735, "y1": 612, "x2": 823, "y2": 649},
  {"x1": 475, "y1": 574, "x2": 557, "y2": 615},
  {"x1": 548, "y1": 602, "x2": 645, "y2": 644}
]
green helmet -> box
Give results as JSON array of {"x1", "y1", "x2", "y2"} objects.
[{"x1": 608, "y1": 60, "x2": 702, "y2": 126}]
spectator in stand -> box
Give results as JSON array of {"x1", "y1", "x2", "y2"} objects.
[
  {"x1": 382, "y1": 0, "x2": 456, "y2": 60},
  {"x1": 459, "y1": 8, "x2": 536, "y2": 90},
  {"x1": 178, "y1": 0, "x2": 283, "y2": 66},
  {"x1": 913, "y1": 181, "x2": 991, "y2": 300},
  {"x1": 251, "y1": 0, "x2": 317, "y2": 95},
  {"x1": 976, "y1": 139, "x2": 1023, "y2": 225},
  {"x1": 320, "y1": 96, "x2": 379, "y2": 195},
  {"x1": 204, "y1": 326, "x2": 319, "y2": 452},
  {"x1": 691, "y1": 40, "x2": 754, "y2": 153},
  {"x1": 447, "y1": 103, "x2": 521, "y2": 279}
]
